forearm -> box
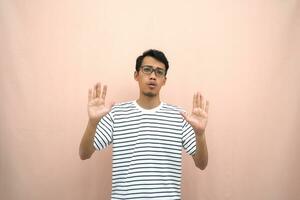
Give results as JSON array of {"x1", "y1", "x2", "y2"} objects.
[
  {"x1": 79, "y1": 120, "x2": 97, "y2": 160},
  {"x1": 192, "y1": 131, "x2": 208, "y2": 170}
]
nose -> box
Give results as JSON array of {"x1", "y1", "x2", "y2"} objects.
[{"x1": 149, "y1": 71, "x2": 157, "y2": 79}]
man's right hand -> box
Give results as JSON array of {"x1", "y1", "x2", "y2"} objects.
[{"x1": 88, "y1": 82, "x2": 114, "y2": 125}]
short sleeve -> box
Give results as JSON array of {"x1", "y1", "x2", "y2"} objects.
[
  {"x1": 182, "y1": 119, "x2": 196, "y2": 156},
  {"x1": 93, "y1": 112, "x2": 114, "y2": 151}
]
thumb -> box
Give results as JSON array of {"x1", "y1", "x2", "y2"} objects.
[
  {"x1": 108, "y1": 101, "x2": 115, "y2": 110},
  {"x1": 102, "y1": 102, "x2": 115, "y2": 117},
  {"x1": 180, "y1": 112, "x2": 189, "y2": 122}
]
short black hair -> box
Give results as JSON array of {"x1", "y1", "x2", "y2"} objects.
[{"x1": 135, "y1": 49, "x2": 169, "y2": 75}]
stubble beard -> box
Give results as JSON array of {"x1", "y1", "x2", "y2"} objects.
[{"x1": 143, "y1": 92, "x2": 157, "y2": 97}]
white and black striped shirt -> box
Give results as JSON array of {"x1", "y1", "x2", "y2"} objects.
[{"x1": 94, "y1": 101, "x2": 196, "y2": 200}]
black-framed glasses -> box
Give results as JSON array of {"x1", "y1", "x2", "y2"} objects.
[{"x1": 140, "y1": 65, "x2": 166, "y2": 77}]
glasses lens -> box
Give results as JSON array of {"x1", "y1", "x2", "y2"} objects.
[
  {"x1": 142, "y1": 66, "x2": 153, "y2": 74},
  {"x1": 141, "y1": 65, "x2": 165, "y2": 77},
  {"x1": 155, "y1": 69, "x2": 165, "y2": 77}
]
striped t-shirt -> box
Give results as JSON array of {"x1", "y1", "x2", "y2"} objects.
[{"x1": 94, "y1": 101, "x2": 196, "y2": 200}]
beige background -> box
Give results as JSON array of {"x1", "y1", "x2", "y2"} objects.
[{"x1": 1, "y1": 0, "x2": 300, "y2": 199}]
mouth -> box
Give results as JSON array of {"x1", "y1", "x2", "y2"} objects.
[{"x1": 147, "y1": 82, "x2": 157, "y2": 89}]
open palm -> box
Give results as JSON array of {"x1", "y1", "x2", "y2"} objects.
[
  {"x1": 181, "y1": 92, "x2": 209, "y2": 135},
  {"x1": 88, "y1": 82, "x2": 114, "y2": 124}
]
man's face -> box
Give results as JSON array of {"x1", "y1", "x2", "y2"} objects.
[{"x1": 134, "y1": 56, "x2": 167, "y2": 97}]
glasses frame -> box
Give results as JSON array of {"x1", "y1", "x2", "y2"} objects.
[{"x1": 140, "y1": 65, "x2": 166, "y2": 78}]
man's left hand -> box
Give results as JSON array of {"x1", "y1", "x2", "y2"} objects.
[{"x1": 181, "y1": 92, "x2": 209, "y2": 136}]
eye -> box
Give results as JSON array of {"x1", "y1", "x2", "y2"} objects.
[
  {"x1": 156, "y1": 69, "x2": 165, "y2": 76},
  {"x1": 143, "y1": 66, "x2": 153, "y2": 73}
]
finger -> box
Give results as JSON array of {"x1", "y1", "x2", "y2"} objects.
[
  {"x1": 197, "y1": 92, "x2": 201, "y2": 108},
  {"x1": 93, "y1": 84, "x2": 97, "y2": 98},
  {"x1": 96, "y1": 82, "x2": 101, "y2": 98},
  {"x1": 200, "y1": 94, "x2": 205, "y2": 110},
  {"x1": 205, "y1": 100, "x2": 209, "y2": 113},
  {"x1": 201, "y1": 94, "x2": 205, "y2": 110},
  {"x1": 88, "y1": 88, "x2": 92, "y2": 102},
  {"x1": 101, "y1": 85, "x2": 107, "y2": 100},
  {"x1": 193, "y1": 93, "x2": 197, "y2": 109}
]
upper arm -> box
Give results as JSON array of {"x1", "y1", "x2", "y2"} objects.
[
  {"x1": 182, "y1": 120, "x2": 197, "y2": 156},
  {"x1": 94, "y1": 113, "x2": 114, "y2": 151}
]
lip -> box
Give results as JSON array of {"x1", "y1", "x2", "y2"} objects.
[
  {"x1": 148, "y1": 82, "x2": 157, "y2": 85},
  {"x1": 147, "y1": 82, "x2": 157, "y2": 88}
]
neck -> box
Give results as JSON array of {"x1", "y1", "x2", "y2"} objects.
[{"x1": 136, "y1": 94, "x2": 161, "y2": 109}]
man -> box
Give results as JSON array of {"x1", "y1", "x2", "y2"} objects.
[{"x1": 79, "y1": 49, "x2": 209, "y2": 200}]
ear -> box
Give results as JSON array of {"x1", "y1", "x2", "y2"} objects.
[
  {"x1": 162, "y1": 76, "x2": 167, "y2": 86},
  {"x1": 134, "y1": 71, "x2": 139, "y2": 81}
]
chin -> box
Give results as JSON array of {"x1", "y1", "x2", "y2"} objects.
[{"x1": 143, "y1": 92, "x2": 157, "y2": 97}]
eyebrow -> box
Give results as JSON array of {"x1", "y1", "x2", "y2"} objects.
[{"x1": 142, "y1": 65, "x2": 165, "y2": 70}]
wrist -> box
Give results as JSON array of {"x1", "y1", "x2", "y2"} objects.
[
  {"x1": 195, "y1": 130, "x2": 205, "y2": 139},
  {"x1": 88, "y1": 119, "x2": 99, "y2": 127}
]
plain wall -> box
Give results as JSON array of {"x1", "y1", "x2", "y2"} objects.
[{"x1": 1, "y1": 0, "x2": 299, "y2": 199}]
